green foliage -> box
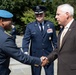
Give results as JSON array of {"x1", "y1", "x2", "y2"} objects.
[
  {"x1": 21, "y1": 9, "x2": 57, "y2": 28},
  {"x1": 0, "y1": 0, "x2": 15, "y2": 12},
  {"x1": 52, "y1": 0, "x2": 76, "y2": 18},
  {"x1": 15, "y1": 24, "x2": 25, "y2": 35},
  {"x1": 21, "y1": 9, "x2": 35, "y2": 25},
  {"x1": 45, "y1": 11, "x2": 57, "y2": 26},
  {"x1": 0, "y1": 0, "x2": 76, "y2": 34}
]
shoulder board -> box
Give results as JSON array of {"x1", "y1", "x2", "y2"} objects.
[{"x1": 4, "y1": 31, "x2": 12, "y2": 37}]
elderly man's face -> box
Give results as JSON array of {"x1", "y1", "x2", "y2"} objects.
[
  {"x1": 55, "y1": 8, "x2": 69, "y2": 26},
  {"x1": 35, "y1": 12, "x2": 45, "y2": 23}
]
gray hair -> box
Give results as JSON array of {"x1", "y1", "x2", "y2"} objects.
[{"x1": 58, "y1": 4, "x2": 74, "y2": 16}]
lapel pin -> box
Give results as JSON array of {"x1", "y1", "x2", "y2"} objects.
[
  {"x1": 47, "y1": 24, "x2": 49, "y2": 26},
  {"x1": 47, "y1": 24, "x2": 50, "y2": 28},
  {"x1": 69, "y1": 29, "x2": 71, "y2": 31}
]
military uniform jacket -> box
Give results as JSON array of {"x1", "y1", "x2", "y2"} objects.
[
  {"x1": 47, "y1": 20, "x2": 76, "y2": 75},
  {"x1": 0, "y1": 26, "x2": 41, "y2": 75},
  {"x1": 22, "y1": 20, "x2": 57, "y2": 57},
  {"x1": 10, "y1": 27, "x2": 16, "y2": 39}
]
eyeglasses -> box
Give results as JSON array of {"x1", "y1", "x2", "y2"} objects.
[{"x1": 35, "y1": 13, "x2": 43, "y2": 17}]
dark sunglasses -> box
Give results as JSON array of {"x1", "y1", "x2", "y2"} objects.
[{"x1": 35, "y1": 13, "x2": 43, "y2": 16}]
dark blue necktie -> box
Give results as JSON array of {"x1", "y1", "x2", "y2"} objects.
[
  {"x1": 40, "y1": 23, "x2": 43, "y2": 32},
  {"x1": 40, "y1": 23, "x2": 43, "y2": 35}
]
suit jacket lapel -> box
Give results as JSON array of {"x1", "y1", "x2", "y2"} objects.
[{"x1": 60, "y1": 20, "x2": 75, "y2": 49}]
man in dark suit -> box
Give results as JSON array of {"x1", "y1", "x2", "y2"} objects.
[
  {"x1": 0, "y1": 10, "x2": 42, "y2": 75},
  {"x1": 22, "y1": 5, "x2": 57, "y2": 75},
  {"x1": 41, "y1": 4, "x2": 76, "y2": 75}
]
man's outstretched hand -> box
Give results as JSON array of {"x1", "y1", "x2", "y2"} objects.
[{"x1": 40, "y1": 56, "x2": 49, "y2": 66}]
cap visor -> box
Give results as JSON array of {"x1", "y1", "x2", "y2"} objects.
[{"x1": 35, "y1": 11, "x2": 44, "y2": 14}]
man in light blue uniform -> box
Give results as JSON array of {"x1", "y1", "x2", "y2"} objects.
[
  {"x1": 0, "y1": 10, "x2": 41, "y2": 75},
  {"x1": 22, "y1": 6, "x2": 57, "y2": 75}
]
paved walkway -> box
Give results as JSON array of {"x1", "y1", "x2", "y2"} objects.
[{"x1": 9, "y1": 35, "x2": 57, "y2": 75}]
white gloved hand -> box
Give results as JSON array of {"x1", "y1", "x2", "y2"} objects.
[{"x1": 24, "y1": 52, "x2": 29, "y2": 55}]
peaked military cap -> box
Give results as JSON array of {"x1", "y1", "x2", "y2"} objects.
[
  {"x1": 0, "y1": 10, "x2": 13, "y2": 18},
  {"x1": 32, "y1": 5, "x2": 47, "y2": 14}
]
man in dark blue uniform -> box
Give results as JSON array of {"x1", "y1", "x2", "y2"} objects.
[
  {"x1": 22, "y1": 6, "x2": 57, "y2": 75},
  {"x1": 0, "y1": 10, "x2": 42, "y2": 75}
]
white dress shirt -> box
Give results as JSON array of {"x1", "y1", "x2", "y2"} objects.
[{"x1": 60, "y1": 19, "x2": 74, "y2": 47}]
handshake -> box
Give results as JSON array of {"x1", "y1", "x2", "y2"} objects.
[{"x1": 40, "y1": 56, "x2": 49, "y2": 66}]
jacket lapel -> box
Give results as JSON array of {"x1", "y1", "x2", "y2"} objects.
[
  {"x1": 43, "y1": 21, "x2": 47, "y2": 37},
  {"x1": 43, "y1": 20, "x2": 50, "y2": 38},
  {"x1": 34, "y1": 21, "x2": 42, "y2": 35},
  {"x1": 60, "y1": 20, "x2": 76, "y2": 49},
  {"x1": 35, "y1": 20, "x2": 48, "y2": 38}
]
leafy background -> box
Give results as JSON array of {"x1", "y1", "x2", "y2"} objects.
[{"x1": 0, "y1": 0, "x2": 76, "y2": 34}]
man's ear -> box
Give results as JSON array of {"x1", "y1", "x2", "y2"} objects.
[
  {"x1": 0, "y1": 18, "x2": 5, "y2": 27},
  {"x1": 0, "y1": 18, "x2": 3, "y2": 24},
  {"x1": 66, "y1": 12, "x2": 70, "y2": 19},
  {"x1": 0, "y1": 18, "x2": 2, "y2": 21}
]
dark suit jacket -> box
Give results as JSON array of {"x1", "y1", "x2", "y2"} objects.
[
  {"x1": 47, "y1": 20, "x2": 76, "y2": 75},
  {"x1": 22, "y1": 20, "x2": 57, "y2": 57},
  {"x1": 0, "y1": 26, "x2": 41, "y2": 75}
]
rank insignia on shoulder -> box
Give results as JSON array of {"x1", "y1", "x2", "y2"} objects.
[{"x1": 4, "y1": 31, "x2": 12, "y2": 36}]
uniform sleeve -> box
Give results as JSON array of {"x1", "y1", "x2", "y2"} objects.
[
  {"x1": 22, "y1": 25, "x2": 31, "y2": 52},
  {"x1": 1, "y1": 37, "x2": 41, "y2": 66}
]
